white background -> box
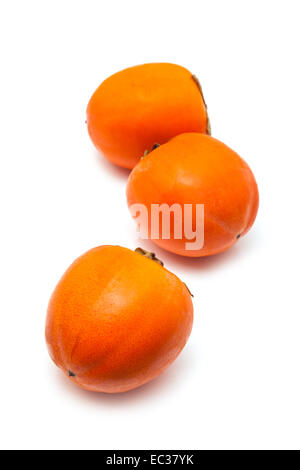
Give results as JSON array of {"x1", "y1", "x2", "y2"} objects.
[{"x1": 1, "y1": 0, "x2": 299, "y2": 450}]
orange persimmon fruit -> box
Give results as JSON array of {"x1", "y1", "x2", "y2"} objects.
[
  {"x1": 86, "y1": 63, "x2": 210, "y2": 169},
  {"x1": 126, "y1": 133, "x2": 259, "y2": 257},
  {"x1": 45, "y1": 245, "x2": 193, "y2": 393}
]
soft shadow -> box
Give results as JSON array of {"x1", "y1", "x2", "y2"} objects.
[
  {"x1": 50, "y1": 347, "x2": 196, "y2": 407},
  {"x1": 135, "y1": 230, "x2": 261, "y2": 273},
  {"x1": 93, "y1": 148, "x2": 131, "y2": 181}
]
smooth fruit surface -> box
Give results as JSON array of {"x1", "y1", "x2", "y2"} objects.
[
  {"x1": 86, "y1": 63, "x2": 209, "y2": 169},
  {"x1": 46, "y1": 245, "x2": 193, "y2": 393},
  {"x1": 127, "y1": 133, "x2": 259, "y2": 257}
]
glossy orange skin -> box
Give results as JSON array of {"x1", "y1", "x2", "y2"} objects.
[
  {"x1": 46, "y1": 245, "x2": 193, "y2": 393},
  {"x1": 127, "y1": 133, "x2": 259, "y2": 257},
  {"x1": 86, "y1": 63, "x2": 208, "y2": 169}
]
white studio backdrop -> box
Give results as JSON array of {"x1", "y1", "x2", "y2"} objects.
[{"x1": 0, "y1": 0, "x2": 299, "y2": 450}]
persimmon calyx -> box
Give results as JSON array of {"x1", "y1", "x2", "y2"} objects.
[
  {"x1": 191, "y1": 74, "x2": 211, "y2": 135},
  {"x1": 135, "y1": 248, "x2": 193, "y2": 296},
  {"x1": 135, "y1": 247, "x2": 164, "y2": 266},
  {"x1": 142, "y1": 149, "x2": 149, "y2": 158},
  {"x1": 141, "y1": 143, "x2": 160, "y2": 160},
  {"x1": 183, "y1": 283, "x2": 194, "y2": 297}
]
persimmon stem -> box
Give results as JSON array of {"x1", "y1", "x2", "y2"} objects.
[
  {"x1": 135, "y1": 247, "x2": 164, "y2": 266},
  {"x1": 191, "y1": 74, "x2": 211, "y2": 135},
  {"x1": 151, "y1": 143, "x2": 160, "y2": 151},
  {"x1": 141, "y1": 143, "x2": 160, "y2": 159}
]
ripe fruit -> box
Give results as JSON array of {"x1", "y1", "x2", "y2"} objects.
[
  {"x1": 126, "y1": 133, "x2": 259, "y2": 257},
  {"x1": 86, "y1": 63, "x2": 209, "y2": 169},
  {"x1": 45, "y1": 245, "x2": 193, "y2": 393}
]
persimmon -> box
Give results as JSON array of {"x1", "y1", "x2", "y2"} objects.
[
  {"x1": 86, "y1": 63, "x2": 209, "y2": 169},
  {"x1": 45, "y1": 245, "x2": 193, "y2": 393},
  {"x1": 126, "y1": 133, "x2": 259, "y2": 257}
]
